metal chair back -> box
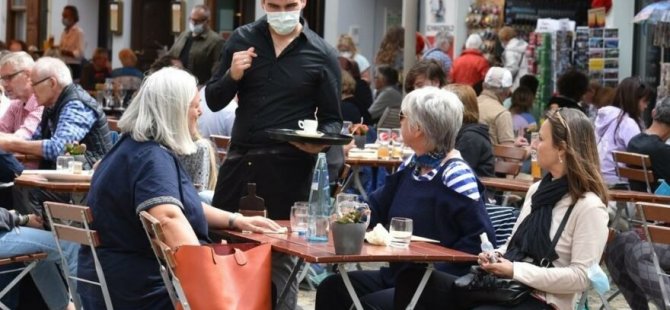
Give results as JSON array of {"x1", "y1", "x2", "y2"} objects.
[
  {"x1": 612, "y1": 151, "x2": 656, "y2": 193},
  {"x1": 44, "y1": 201, "x2": 113, "y2": 310},
  {"x1": 637, "y1": 202, "x2": 670, "y2": 309},
  {"x1": 139, "y1": 211, "x2": 189, "y2": 309}
]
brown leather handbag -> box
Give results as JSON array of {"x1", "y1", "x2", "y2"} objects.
[{"x1": 172, "y1": 243, "x2": 272, "y2": 310}]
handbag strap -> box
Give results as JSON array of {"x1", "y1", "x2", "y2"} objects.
[{"x1": 539, "y1": 204, "x2": 575, "y2": 267}]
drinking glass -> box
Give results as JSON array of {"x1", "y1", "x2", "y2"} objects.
[
  {"x1": 391, "y1": 128, "x2": 403, "y2": 159},
  {"x1": 335, "y1": 193, "x2": 359, "y2": 217},
  {"x1": 290, "y1": 202, "x2": 309, "y2": 235},
  {"x1": 56, "y1": 156, "x2": 74, "y2": 172},
  {"x1": 341, "y1": 121, "x2": 353, "y2": 135},
  {"x1": 103, "y1": 79, "x2": 114, "y2": 109},
  {"x1": 389, "y1": 217, "x2": 413, "y2": 248},
  {"x1": 376, "y1": 128, "x2": 391, "y2": 159}
]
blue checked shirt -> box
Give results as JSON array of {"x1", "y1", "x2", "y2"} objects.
[
  {"x1": 423, "y1": 48, "x2": 453, "y2": 74},
  {"x1": 32, "y1": 100, "x2": 97, "y2": 160}
]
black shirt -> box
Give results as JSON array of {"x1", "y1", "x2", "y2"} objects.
[{"x1": 205, "y1": 17, "x2": 342, "y2": 147}]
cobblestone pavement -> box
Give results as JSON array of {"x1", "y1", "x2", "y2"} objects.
[{"x1": 295, "y1": 263, "x2": 658, "y2": 310}]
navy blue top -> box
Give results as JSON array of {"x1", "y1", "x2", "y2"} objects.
[
  {"x1": 369, "y1": 157, "x2": 495, "y2": 281},
  {"x1": 78, "y1": 135, "x2": 207, "y2": 309}
]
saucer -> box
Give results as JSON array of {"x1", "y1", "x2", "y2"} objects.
[{"x1": 295, "y1": 130, "x2": 324, "y2": 138}]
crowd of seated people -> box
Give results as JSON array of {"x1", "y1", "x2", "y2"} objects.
[{"x1": 2, "y1": 6, "x2": 670, "y2": 309}]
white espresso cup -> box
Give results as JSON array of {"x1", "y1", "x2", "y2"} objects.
[{"x1": 298, "y1": 119, "x2": 318, "y2": 133}]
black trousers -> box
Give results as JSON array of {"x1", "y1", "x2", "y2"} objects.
[
  {"x1": 211, "y1": 144, "x2": 317, "y2": 220},
  {"x1": 394, "y1": 269, "x2": 553, "y2": 310}
]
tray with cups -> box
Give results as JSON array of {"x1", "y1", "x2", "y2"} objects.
[{"x1": 266, "y1": 119, "x2": 353, "y2": 145}]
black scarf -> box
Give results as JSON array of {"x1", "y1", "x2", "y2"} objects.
[{"x1": 504, "y1": 174, "x2": 569, "y2": 264}]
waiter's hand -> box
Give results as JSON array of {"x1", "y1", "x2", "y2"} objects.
[
  {"x1": 230, "y1": 47, "x2": 257, "y2": 81},
  {"x1": 290, "y1": 142, "x2": 327, "y2": 154}
]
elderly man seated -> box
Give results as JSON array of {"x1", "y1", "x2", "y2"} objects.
[
  {"x1": 0, "y1": 52, "x2": 44, "y2": 139},
  {"x1": 0, "y1": 57, "x2": 113, "y2": 214}
]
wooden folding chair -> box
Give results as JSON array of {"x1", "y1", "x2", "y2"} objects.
[
  {"x1": 612, "y1": 151, "x2": 656, "y2": 193},
  {"x1": 0, "y1": 252, "x2": 48, "y2": 310},
  {"x1": 636, "y1": 202, "x2": 670, "y2": 309},
  {"x1": 611, "y1": 151, "x2": 656, "y2": 228},
  {"x1": 139, "y1": 211, "x2": 188, "y2": 309},
  {"x1": 492, "y1": 145, "x2": 527, "y2": 206},
  {"x1": 210, "y1": 135, "x2": 230, "y2": 164},
  {"x1": 376, "y1": 107, "x2": 401, "y2": 129},
  {"x1": 43, "y1": 201, "x2": 113, "y2": 310}
]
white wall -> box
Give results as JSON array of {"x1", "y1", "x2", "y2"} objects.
[
  {"x1": 323, "y1": 0, "x2": 378, "y2": 64},
  {"x1": 0, "y1": 0, "x2": 6, "y2": 42},
  {"x1": 606, "y1": 0, "x2": 634, "y2": 81},
  {"x1": 110, "y1": 0, "x2": 133, "y2": 69},
  {"x1": 49, "y1": 0, "x2": 98, "y2": 59}
]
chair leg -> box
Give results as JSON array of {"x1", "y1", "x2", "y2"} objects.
[
  {"x1": 0, "y1": 261, "x2": 38, "y2": 300},
  {"x1": 576, "y1": 291, "x2": 588, "y2": 310}
]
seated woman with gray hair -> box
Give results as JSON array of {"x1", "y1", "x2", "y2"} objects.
[
  {"x1": 78, "y1": 67, "x2": 281, "y2": 309},
  {"x1": 315, "y1": 87, "x2": 496, "y2": 310}
]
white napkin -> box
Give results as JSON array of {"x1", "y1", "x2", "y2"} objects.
[{"x1": 365, "y1": 223, "x2": 390, "y2": 246}]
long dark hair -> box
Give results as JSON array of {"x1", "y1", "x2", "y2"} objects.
[
  {"x1": 547, "y1": 108, "x2": 609, "y2": 204},
  {"x1": 612, "y1": 77, "x2": 651, "y2": 133}
]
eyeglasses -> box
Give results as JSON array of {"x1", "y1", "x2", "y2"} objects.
[
  {"x1": 398, "y1": 110, "x2": 406, "y2": 121},
  {"x1": 0, "y1": 70, "x2": 25, "y2": 83},
  {"x1": 31, "y1": 76, "x2": 52, "y2": 87}
]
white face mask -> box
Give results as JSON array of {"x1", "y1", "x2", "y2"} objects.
[
  {"x1": 189, "y1": 22, "x2": 205, "y2": 35},
  {"x1": 266, "y1": 10, "x2": 301, "y2": 35},
  {"x1": 340, "y1": 51, "x2": 353, "y2": 58}
]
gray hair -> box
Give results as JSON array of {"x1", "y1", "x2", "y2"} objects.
[
  {"x1": 32, "y1": 57, "x2": 72, "y2": 87},
  {"x1": 434, "y1": 31, "x2": 452, "y2": 49},
  {"x1": 0, "y1": 51, "x2": 35, "y2": 71},
  {"x1": 401, "y1": 87, "x2": 463, "y2": 153},
  {"x1": 654, "y1": 97, "x2": 670, "y2": 125},
  {"x1": 118, "y1": 67, "x2": 197, "y2": 155},
  {"x1": 465, "y1": 34, "x2": 482, "y2": 50}
]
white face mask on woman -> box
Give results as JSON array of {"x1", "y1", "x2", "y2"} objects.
[{"x1": 266, "y1": 10, "x2": 300, "y2": 35}]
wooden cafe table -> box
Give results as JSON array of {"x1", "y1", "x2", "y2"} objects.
[
  {"x1": 14, "y1": 170, "x2": 91, "y2": 193},
  {"x1": 214, "y1": 220, "x2": 476, "y2": 310},
  {"x1": 480, "y1": 177, "x2": 670, "y2": 204}
]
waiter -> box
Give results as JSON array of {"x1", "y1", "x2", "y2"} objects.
[{"x1": 205, "y1": 0, "x2": 342, "y2": 308}]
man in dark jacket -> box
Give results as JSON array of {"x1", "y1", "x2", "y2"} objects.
[
  {"x1": 168, "y1": 5, "x2": 224, "y2": 84},
  {"x1": 456, "y1": 122, "x2": 494, "y2": 177},
  {"x1": 0, "y1": 149, "x2": 78, "y2": 310}
]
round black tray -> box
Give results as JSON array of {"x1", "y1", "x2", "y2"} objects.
[{"x1": 266, "y1": 129, "x2": 353, "y2": 145}]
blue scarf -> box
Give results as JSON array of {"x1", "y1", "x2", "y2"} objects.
[{"x1": 410, "y1": 151, "x2": 446, "y2": 170}]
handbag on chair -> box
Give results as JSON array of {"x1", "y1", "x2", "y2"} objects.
[
  {"x1": 172, "y1": 243, "x2": 272, "y2": 310},
  {"x1": 453, "y1": 205, "x2": 574, "y2": 308}
]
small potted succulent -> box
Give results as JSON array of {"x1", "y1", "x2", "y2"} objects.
[
  {"x1": 331, "y1": 208, "x2": 370, "y2": 255},
  {"x1": 349, "y1": 123, "x2": 368, "y2": 149},
  {"x1": 64, "y1": 142, "x2": 89, "y2": 169}
]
